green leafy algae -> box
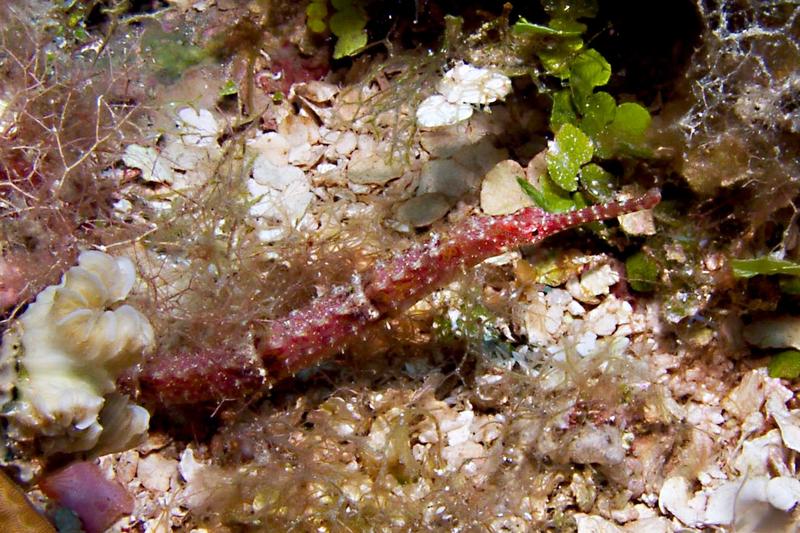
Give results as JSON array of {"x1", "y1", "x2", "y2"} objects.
[
  {"x1": 305, "y1": 0, "x2": 368, "y2": 59},
  {"x1": 626, "y1": 251, "x2": 660, "y2": 292},
  {"x1": 732, "y1": 257, "x2": 800, "y2": 278},
  {"x1": 547, "y1": 123, "x2": 593, "y2": 192},
  {"x1": 511, "y1": 2, "x2": 652, "y2": 213},
  {"x1": 141, "y1": 24, "x2": 206, "y2": 80},
  {"x1": 569, "y1": 49, "x2": 611, "y2": 110},
  {"x1": 768, "y1": 350, "x2": 800, "y2": 379},
  {"x1": 306, "y1": 0, "x2": 328, "y2": 33},
  {"x1": 579, "y1": 163, "x2": 616, "y2": 201},
  {"x1": 517, "y1": 176, "x2": 576, "y2": 213}
]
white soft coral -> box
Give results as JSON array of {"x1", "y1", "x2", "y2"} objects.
[{"x1": 0, "y1": 251, "x2": 154, "y2": 456}]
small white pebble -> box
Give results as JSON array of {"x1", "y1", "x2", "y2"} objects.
[
  {"x1": 575, "y1": 331, "x2": 598, "y2": 357},
  {"x1": 137, "y1": 454, "x2": 179, "y2": 492},
  {"x1": 567, "y1": 300, "x2": 586, "y2": 316},
  {"x1": 334, "y1": 130, "x2": 358, "y2": 156}
]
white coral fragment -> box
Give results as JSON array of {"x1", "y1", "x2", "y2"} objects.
[
  {"x1": 656, "y1": 366, "x2": 800, "y2": 530},
  {"x1": 138, "y1": 453, "x2": 179, "y2": 492},
  {"x1": 618, "y1": 209, "x2": 656, "y2": 236},
  {"x1": 574, "y1": 514, "x2": 625, "y2": 533},
  {"x1": 245, "y1": 127, "x2": 317, "y2": 241},
  {"x1": 722, "y1": 368, "x2": 769, "y2": 420},
  {"x1": 248, "y1": 131, "x2": 290, "y2": 166},
  {"x1": 704, "y1": 477, "x2": 800, "y2": 526},
  {"x1": 248, "y1": 154, "x2": 313, "y2": 231},
  {"x1": 438, "y1": 63, "x2": 512, "y2": 105},
  {"x1": 416, "y1": 95, "x2": 474, "y2": 128},
  {"x1": 416, "y1": 63, "x2": 512, "y2": 128},
  {"x1": 658, "y1": 476, "x2": 705, "y2": 527},
  {"x1": 567, "y1": 264, "x2": 620, "y2": 303},
  {"x1": 732, "y1": 429, "x2": 783, "y2": 477},
  {"x1": 766, "y1": 477, "x2": 800, "y2": 511},
  {"x1": 414, "y1": 397, "x2": 503, "y2": 477},
  {"x1": 662, "y1": 451, "x2": 800, "y2": 528},
  {"x1": 765, "y1": 385, "x2": 800, "y2": 452},
  {"x1": 0, "y1": 251, "x2": 154, "y2": 455}
]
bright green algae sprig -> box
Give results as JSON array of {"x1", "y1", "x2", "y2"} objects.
[{"x1": 512, "y1": 1, "x2": 652, "y2": 213}]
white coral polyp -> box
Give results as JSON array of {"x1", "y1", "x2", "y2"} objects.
[{"x1": 1, "y1": 251, "x2": 154, "y2": 455}]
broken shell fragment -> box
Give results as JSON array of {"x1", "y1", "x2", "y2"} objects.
[
  {"x1": 176, "y1": 107, "x2": 220, "y2": 147},
  {"x1": 293, "y1": 80, "x2": 339, "y2": 103},
  {"x1": 480, "y1": 159, "x2": 533, "y2": 215},
  {"x1": 122, "y1": 145, "x2": 175, "y2": 184}
]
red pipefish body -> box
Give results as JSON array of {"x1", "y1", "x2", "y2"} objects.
[{"x1": 141, "y1": 189, "x2": 660, "y2": 405}]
